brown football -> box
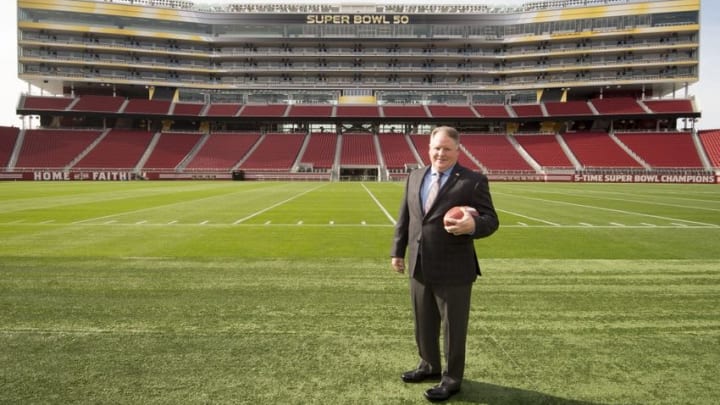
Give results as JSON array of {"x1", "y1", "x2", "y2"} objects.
[{"x1": 443, "y1": 206, "x2": 478, "y2": 226}]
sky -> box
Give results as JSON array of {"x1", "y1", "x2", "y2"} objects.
[{"x1": 1, "y1": 0, "x2": 717, "y2": 129}]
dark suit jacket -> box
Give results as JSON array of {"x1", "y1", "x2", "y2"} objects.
[{"x1": 391, "y1": 164, "x2": 499, "y2": 285}]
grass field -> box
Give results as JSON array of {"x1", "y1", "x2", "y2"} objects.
[{"x1": 0, "y1": 181, "x2": 718, "y2": 404}]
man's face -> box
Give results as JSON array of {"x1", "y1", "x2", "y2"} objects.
[{"x1": 428, "y1": 131, "x2": 459, "y2": 173}]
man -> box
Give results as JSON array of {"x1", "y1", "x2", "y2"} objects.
[{"x1": 390, "y1": 126, "x2": 499, "y2": 402}]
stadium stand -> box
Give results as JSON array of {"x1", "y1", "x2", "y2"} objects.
[
  {"x1": 340, "y1": 133, "x2": 378, "y2": 166},
  {"x1": 4, "y1": 0, "x2": 715, "y2": 183},
  {"x1": 71, "y1": 95, "x2": 125, "y2": 113},
  {"x1": 615, "y1": 132, "x2": 703, "y2": 168},
  {"x1": 300, "y1": 132, "x2": 338, "y2": 171},
  {"x1": 142, "y1": 132, "x2": 204, "y2": 170},
  {"x1": 73, "y1": 130, "x2": 154, "y2": 169},
  {"x1": 427, "y1": 105, "x2": 477, "y2": 118},
  {"x1": 123, "y1": 99, "x2": 172, "y2": 115},
  {"x1": 461, "y1": 134, "x2": 534, "y2": 171},
  {"x1": 14, "y1": 129, "x2": 102, "y2": 169},
  {"x1": 381, "y1": 105, "x2": 428, "y2": 118},
  {"x1": 287, "y1": 105, "x2": 334, "y2": 118},
  {"x1": 21, "y1": 95, "x2": 73, "y2": 111},
  {"x1": 514, "y1": 134, "x2": 574, "y2": 169},
  {"x1": 240, "y1": 133, "x2": 305, "y2": 170},
  {"x1": 590, "y1": 98, "x2": 646, "y2": 115},
  {"x1": 172, "y1": 102, "x2": 205, "y2": 117},
  {"x1": 335, "y1": 105, "x2": 380, "y2": 118},
  {"x1": 377, "y1": 133, "x2": 419, "y2": 170},
  {"x1": 562, "y1": 132, "x2": 641, "y2": 168},
  {"x1": 0, "y1": 127, "x2": 20, "y2": 168},
  {"x1": 544, "y1": 101, "x2": 594, "y2": 117},
  {"x1": 238, "y1": 104, "x2": 289, "y2": 117},
  {"x1": 205, "y1": 103, "x2": 241, "y2": 117},
  {"x1": 698, "y1": 130, "x2": 720, "y2": 168},
  {"x1": 473, "y1": 104, "x2": 512, "y2": 119},
  {"x1": 184, "y1": 133, "x2": 260, "y2": 171}
]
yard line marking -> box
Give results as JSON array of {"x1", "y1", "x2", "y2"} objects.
[
  {"x1": 579, "y1": 222, "x2": 593, "y2": 227},
  {"x1": 641, "y1": 223, "x2": 656, "y2": 227},
  {"x1": 233, "y1": 184, "x2": 325, "y2": 224},
  {"x1": 136, "y1": 220, "x2": 147, "y2": 225},
  {"x1": 200, "y1": 220, "x2": 209, "y2": 225},
  {"x1": 497, "y1": 193, "x2": 719, "y2": 228},
  {"x1": 103, "y1": 220, "x2": 116, "y2": 225},
  {"x1": 168, "y1": 220, "x2": 177, "y2": 225},
  {"x1": 361, "y1": 182, "x2": 397, "y2": 225},
  {"x1": 480, "y1": 324, "x2": 530, "y2": 384},
  {"x1": 39, "y1": 220, "x2": 55, "y2": 224},
  {"x1": 671, "y1": 223, "x2": 688, "y2": 227},
  {"x1": 495, "y1": 208, "x2": 560, "y2": 226},
  {"x1": 517, "y1": 222, "x2": 527, "y2": 227},
  {"x1": 264, "y1": 220, "x2": 271, "y2": 225},
  {"x1": 70, "y1": 183, "x2": 290, "y2": 225},
  {"x1": 610, "y1": 222, "x2": 625, "y2": 227}
]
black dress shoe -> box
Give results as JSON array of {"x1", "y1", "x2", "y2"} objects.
[
  {"x1": 424, "y1": 383, "x2": 460, "y2": 402},
  {"x1": 401, "y1": 369, "x2": 442, "y2": 383}
]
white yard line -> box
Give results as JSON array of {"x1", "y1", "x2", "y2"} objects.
[
  {"x1": 498, "y1": 193, "x2": 718, "y2": 228},
  {"x1": 361, "y1": 182, "x2": 397, "y2": 225},
  {"x1": 496, "y1": 208, "x2": 560, "y2": 226},
  {"x1": 232, "y1": 184, "x2": 325, "y2": 224}
]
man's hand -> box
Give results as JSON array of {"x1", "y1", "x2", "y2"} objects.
[
  {"x1": 444, "y1": 209, "x2": 476, "y2": 236},
  {"x1": 391, "y1": 257, "x2": 405, "y2": 274}
]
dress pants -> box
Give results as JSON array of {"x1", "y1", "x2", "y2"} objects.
[{"x1": 410, "y1": 269, "x2": 473, "y2": 385}]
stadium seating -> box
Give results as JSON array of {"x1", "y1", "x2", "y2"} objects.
[
  {"x1": 473, "y1": 104, "x2": 511, "y2": 118},
  {"x1": 21, "y1": 95, "x2": 73, "y2": 111},
  {"x1": 642, "y1": 99, "x2": 694, "y2": 114},
  {"x1": 340, "y1": 133, "x2": 378, "y2": 165},
  {"x1": 562, "y1": 132, "x2": 641, "y2": 168},
  {"x1": 300, "y1": 132, "x2": 337, "y2": 170},
  {"x1": 240, "y1": 133, "x2": 305, "y2": 170},
  {"x1": 15, "y1": 129, "x2": 102, "y2": 168},
  {"x1": 185, "y1": 132, "x2": 260, "y2": 171},
  {"x1": 514, "y1": 134, "x2": 574, "y2": 168},
  {"x1": 142, "y1": 132, "x2": 203, "y2": 170},
  {"x1": 427, "y1": 105, "x2": 477, "y2": 118},
  {"x1": 287, "y1": 105, "x2": 333, "y2": 118},
  {"x1": 510, "y1": 104, "x2": 545, "y2": 118},
  {"x1": 544, "y1": 100, "x2": 594, "y2": 117},
  {"x1": 377, "y1": 133, "x2": 419, "y2": 170},
  {"x1": 238, "y1": 104, "x2": 288, "y2": 117},
  {"x1": 204, "y1": 103, "x2": 241, "y2": 117},
  {"x1": 698, "y1": 130, "x2": 720, "y2": 168},
  {"x1": 0, "y1": 126, "x2": 20, "y2": 167},
  {"x1": 615, "y1": 132, "x2": 702, "y2": 168},
  {"x1": 73, "y1": 129, "x2": 154, "y2": 169},
  {"x1": 71, "y1": 95, "x2": 125, "y2": 113},
  {"x1": 172, "y1": 102, "x2": 205, "y2": 116},
  {"x1": 335, "y1": 105, "x2": 380, "y2": 118},
  {"x1": 123, "y1": 99, "x2": 172, "y2": 115},
  {"x1": 381, "y1": 105, "x2": 428, "y2": 118},
  {"x1": 590, "y1": 97, "x2": 646, "y2": 115},
  {"x1": 461, "y1": 134, "x2": 534, "y2": 171}
]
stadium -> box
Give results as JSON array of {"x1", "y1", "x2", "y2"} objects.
[
  {"x1": 1, "y1": 0, "x2": 718, "y2": 183},
  {"x1": 1, "y1": 1, "x2": 719, "y2": 404}
]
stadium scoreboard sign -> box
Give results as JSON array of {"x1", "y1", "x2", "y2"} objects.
[{"x1": 306, "y1": 14, "x2": 410, "y2": 25}]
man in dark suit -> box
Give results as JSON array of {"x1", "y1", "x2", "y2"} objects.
[{"x1": 391, "y1": 126, "x2": 499, "y2": 402}]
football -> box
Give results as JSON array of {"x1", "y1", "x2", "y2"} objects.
[{"x1": 443, "y1": 206, "x2": 478, "y2": 227}]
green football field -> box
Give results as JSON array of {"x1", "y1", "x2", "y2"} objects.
[{"x1": 1, "y1": 181, "x2": 718, "y2": 404}]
